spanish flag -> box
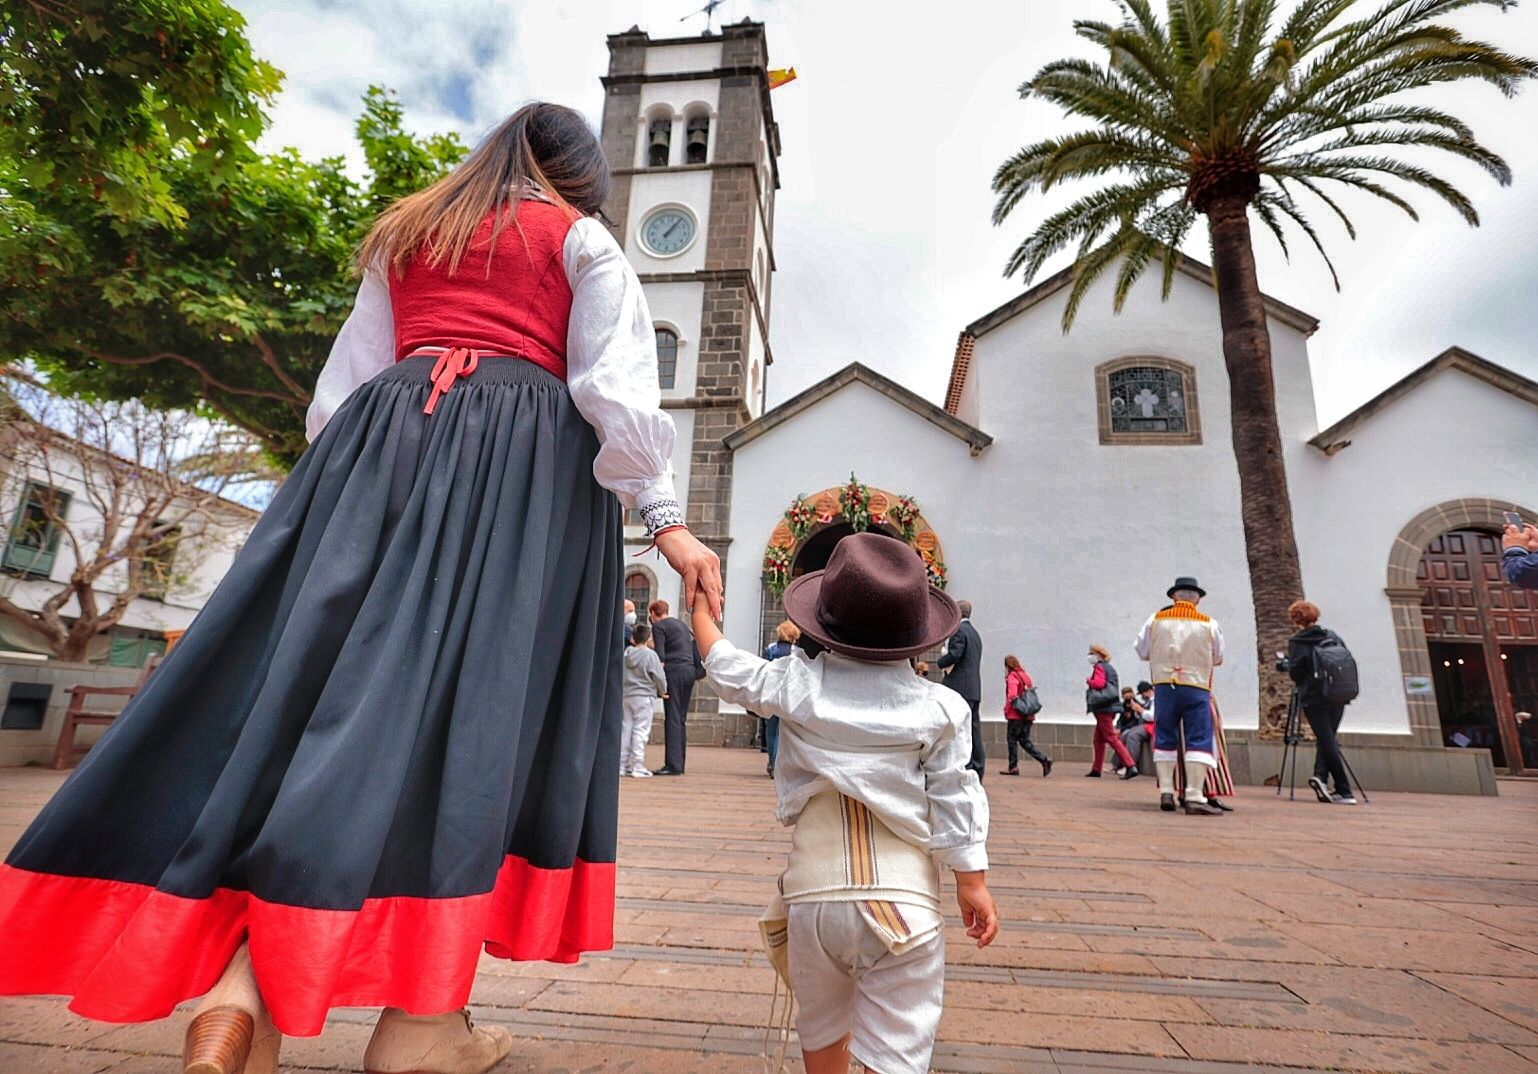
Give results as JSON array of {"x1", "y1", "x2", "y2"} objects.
[{"x1": 768, "y1": 67, "x2": 798, "y2": 90}]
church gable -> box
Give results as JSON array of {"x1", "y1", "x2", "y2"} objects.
[
  {"x1": 725, "y1": 362, "x2": 993, "y2": 457},
  {"x1": 943, "y1": 253, "x2": 1319, "y2": 432},
  {"x1": 1309, "y1": 346, "x2": 1538, "y2": 455}
]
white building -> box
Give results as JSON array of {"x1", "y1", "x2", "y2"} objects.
[
  {"x1": 606, "y1": 21, "x2": 1537, "y2": 791},
  {"x1": 0, "y1": 424, "x2": 259, "y2": 666}
]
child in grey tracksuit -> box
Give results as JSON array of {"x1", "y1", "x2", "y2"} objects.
[{"x1": 621, "y1": 621, "x2": 668, "y2": 778}]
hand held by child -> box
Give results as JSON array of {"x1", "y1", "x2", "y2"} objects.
[
  {"x1": 955, "y1": 871, "x2": 999, "y2": 948},
  {"x1": 655, "y1": 528, "x2": 723, "y2": 620}
]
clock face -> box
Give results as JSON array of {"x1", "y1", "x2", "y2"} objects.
[{"x1": 641, "y1": 208, "x2": 697, "y2": 256}]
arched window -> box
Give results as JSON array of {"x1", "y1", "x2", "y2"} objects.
[
  {"x1": 685, "y1": 112, "x2": 710, "y2": 164},
  {"x1": 655, "y1": 326, "x2": 679, "y2": 389},
  {"x1": 624, "y1": 571, "x2": 653, "y2": 611},
  {"x1": 647, "y1": 116, "x2": 671, "y2": 168},
  {"x1": 1096, "y1": 357, "x2": 1202, "y2": 445}
]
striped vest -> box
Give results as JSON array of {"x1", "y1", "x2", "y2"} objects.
[
  {"x1": 780, "y1": 791, "x2": 942, "y2": 951},
  {"x1": 1146, "y1": 601, "x2": 1220, "y2": 690}
]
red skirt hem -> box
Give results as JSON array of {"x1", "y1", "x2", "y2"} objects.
[{"x1": 0, "y1": 856, "x2": 615, "y2": 1037}]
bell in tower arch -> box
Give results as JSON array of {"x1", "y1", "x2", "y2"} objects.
[
  {"x1": 648, "y1": 118, "x2": 671, "y2": 168},
  {"x1": 685, "y1": 114, "x2": 709, "y2": 164}
]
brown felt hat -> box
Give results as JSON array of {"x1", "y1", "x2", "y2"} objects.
[{"x1": 781, "y1": 531, "x2": 960, "y2": 661}]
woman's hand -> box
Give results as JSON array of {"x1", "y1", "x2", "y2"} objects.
[{"x1": 655, "y1": 528, "x2": 723, "y2": 620}]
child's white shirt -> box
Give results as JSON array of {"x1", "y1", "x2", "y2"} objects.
[{"x1": 704, "y1": 639, "x2": 988, "y2": 872}]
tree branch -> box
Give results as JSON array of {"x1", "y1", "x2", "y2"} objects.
[
  {"x1": 79, "y1": 347, "x2": 309, "y2": 407},
  {"x1": 250, "y1": 333, "x2": 314, "y2": 405}
]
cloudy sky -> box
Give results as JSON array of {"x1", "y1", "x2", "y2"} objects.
[{"x1": 234, "y1": 0, "x2": 1538, "y2": 426}]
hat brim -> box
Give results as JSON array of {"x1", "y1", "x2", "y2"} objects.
[
  {"x1": 1166, "y1": 585, "x2": 1207, "y2": 599},
  {"x1": 782, "y1": 569, "x2": 961, "y2": 661}
]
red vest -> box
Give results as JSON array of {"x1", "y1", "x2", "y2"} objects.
[{"x1": 389, "y1": 199, "x2": 578, "y2": 380}]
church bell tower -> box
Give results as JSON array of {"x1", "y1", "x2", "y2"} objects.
[{"x1": 599, "y1": 20, "x2": 782, "y2": 636}]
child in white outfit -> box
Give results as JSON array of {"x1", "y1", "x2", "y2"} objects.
[
  {"x1": 621, "y1": 621, "x2": 667, "y2": 777},
  {"x1": 692, "y1": 532, "x2": 997, "y2": 1074}
]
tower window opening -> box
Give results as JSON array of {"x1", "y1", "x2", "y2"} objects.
[
  {"x1": 648, "y1": 118, "x2": 671, "y2": 168},
  {"x1": 685, "y1": 113, "x2": 710, "y2": 164}
]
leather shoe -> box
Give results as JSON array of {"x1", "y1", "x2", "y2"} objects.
[
  {"x1": 1159, "y1": 793, "x2": 1176, "y2": 812},
  {"x1": 652, "y1": 766, "x2": 683, "y2": 776},
  {"x1": 1040, "y1": 757, "x2": 1053, "y2": 777},
  {"x1": 1207, "y1": 796, "x2": 1234, "y2": 812},
  {"x1": 999, "y1": 768, "x2": 1020, "y2": 776},
  {"x1": 1183, "y1": 800, "x2": 1225, "y2": 816},
  {"x1": 1083, "y1": 770, "x2": 1101, "y2": 778},
  {"x1": 364, "y1": 1008, "x2": 511, "y2": 1074}
]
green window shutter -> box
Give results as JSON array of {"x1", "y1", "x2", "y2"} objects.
[
  {"x1": 107, "y1": 633, "x2": 142, "y2": 667},
  {"x1": 4, "y1": 482, "x2": 71, "y2": 578}
]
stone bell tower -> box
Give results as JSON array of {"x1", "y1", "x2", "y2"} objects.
[{"x1": 598, "y1": 19, "x2": 783, "y2": 740}]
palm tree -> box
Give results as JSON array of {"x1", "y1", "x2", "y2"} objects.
[{"x1": 993, "y1": 0, "x2": 1536, "y2": 736}]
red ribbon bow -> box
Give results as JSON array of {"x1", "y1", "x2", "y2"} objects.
[{"x1": 423, "y1": 347, "x2": 483, "y2": 415}]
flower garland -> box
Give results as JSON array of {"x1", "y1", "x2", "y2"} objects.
[
  {"x1": 837, "y1": 472, "x2": 870, "y2": 532},
  {"x1": 763, "y1": 544, "x2": 793, "y2": 596},
  {"x1": 762, "y1": 475, "x2": 948, "y2": 597},
  {"x1": 785, "y1": 496, "x2": 816, "y2": 542},
  {"x1": 889, "y1": 495, "x2": 920, "y2": 542}
]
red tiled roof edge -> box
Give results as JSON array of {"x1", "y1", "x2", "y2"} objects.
[{"x1": 943, "y1": 331, "x2": 975, "y2": 416}]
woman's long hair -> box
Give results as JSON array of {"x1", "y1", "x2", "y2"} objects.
[
  {"x1": 1004, "y1": 654, "x2": 1022, "y2": 673},
  {"x1": 776, "y1": 621, "x2": 801, "y2": 644},
  {"x1": 356, "y1": 102, "x2": 610, "y2": 276}
]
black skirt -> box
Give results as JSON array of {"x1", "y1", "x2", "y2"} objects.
[{"x1": 0, "y1": 356, "x2": 624, "y2": 1036}]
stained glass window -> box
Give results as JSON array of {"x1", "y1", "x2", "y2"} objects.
[
  {"x1": 655, "y1": 327, "x2": 679, "y2": 389},
  {"x1": 1107, "y1": 366, "x2": 1189, "y2": 434}
]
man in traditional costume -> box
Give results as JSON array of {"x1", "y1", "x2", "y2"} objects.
[{"x1": 1135, "y1": 577, "x2": 1226, "y2": 816}]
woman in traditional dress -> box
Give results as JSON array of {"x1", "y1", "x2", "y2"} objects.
[{"x1": 0, "y1": 102, "x2": 722, "y2": 1074}]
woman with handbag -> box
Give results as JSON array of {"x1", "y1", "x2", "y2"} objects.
[
  {"x1": 1085, "y1": 644, "x2": 1138, "y2": 779},
  {"x1": 1001, "y1": 655, "x2": 1051, "y2": 776}
]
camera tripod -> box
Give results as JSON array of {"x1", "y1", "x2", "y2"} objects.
[{"x1": 1276, "y1": 688, "x2": 1369, "y2": 804}]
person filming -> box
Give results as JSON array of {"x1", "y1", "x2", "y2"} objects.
[{"x1": 1285, "y1": 601, "x2": 1356, "y2": 805}]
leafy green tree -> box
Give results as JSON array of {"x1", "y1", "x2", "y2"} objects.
[
  {"x1": 992, "y1": 0, "x2": 1536, "y2": 735},
  {"x1": 2, "y1": 0, "x2": 279, "y2": 226},
  {"x1": 3, "y1": 2, "x2": 466, "y2": 465}
]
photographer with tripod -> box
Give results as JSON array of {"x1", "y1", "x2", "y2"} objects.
[{"x1": 1283, "y1": 601, "x2": 1358, "y2": 805}]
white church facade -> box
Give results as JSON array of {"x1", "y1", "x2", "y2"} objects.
[{"x1": 599, "y1": 22, "x2": 1537, "y2": 792}]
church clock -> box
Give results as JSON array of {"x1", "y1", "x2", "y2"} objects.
[{"x1": 639, "y1": 206, "x2": 697, "y2": 257}]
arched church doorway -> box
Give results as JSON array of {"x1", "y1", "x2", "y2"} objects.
[
  {"x1": 791, "y1": 520, "x2": 900, "y2": 576},
  {"x1": 1388, "y1": 499, "x2": 1538, "y2": 775},
  {"x1": 758, "y1": 478, "x2": 948, "y2": 659}
]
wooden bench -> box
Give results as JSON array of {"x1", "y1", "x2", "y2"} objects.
[{"x1": 52, "y1": 654, "x2": 163, "y2": 770}]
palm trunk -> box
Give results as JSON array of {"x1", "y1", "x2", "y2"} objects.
[{"x1": 1206, "y1": 195, "x2": 1304, "y2": 739}]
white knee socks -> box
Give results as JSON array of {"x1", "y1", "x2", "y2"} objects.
[
  {"x1": 1184, "y1": 760, "x2": 1210, "y2": 803},
  {"x1": 1155, "y1": 760, "x2": 1176, "y2": 793}
]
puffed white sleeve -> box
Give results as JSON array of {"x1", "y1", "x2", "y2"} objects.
[
  {"x1": 306, "y1": 266, "x2": 397, "y2": 443},
  {"x1": 921, "y1": 690, "x2": 990, "y2": 872},
  {"x1": 564, "y1": 217, "x2": 682, "y2": 535}
]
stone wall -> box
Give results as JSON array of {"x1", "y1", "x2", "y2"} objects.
[{"x1": 0, "y1": 656, "x2": 140, "y2": 767}]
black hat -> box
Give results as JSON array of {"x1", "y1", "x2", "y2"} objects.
[
  {"x1": 1167, "y1": 576, "x2": 1207, "y2": 599},
  {"x1": 782, "y1": 532, "x2": 960, "y2": 661}
]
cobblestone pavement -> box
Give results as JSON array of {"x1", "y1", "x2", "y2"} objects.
[{"x1": 1, "y1": 747, "x2": 1536, "y2": 1073}]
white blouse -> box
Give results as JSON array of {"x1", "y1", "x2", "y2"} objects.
[{"x1": 306, "y1": 216, "x2": 683, "y2": 534}]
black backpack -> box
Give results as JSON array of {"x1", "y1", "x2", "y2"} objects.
[{"x1": 1312, "y1": 630, "x2": 1359, "y2": 705}]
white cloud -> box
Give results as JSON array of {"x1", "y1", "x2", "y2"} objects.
[{"x1": 233, "y1": 0, "x2": 1538, "y2": 421}]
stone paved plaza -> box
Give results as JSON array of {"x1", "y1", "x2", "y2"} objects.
[{"x1": 1, "y1": 747, "x2": 1535, "y2": 1073}]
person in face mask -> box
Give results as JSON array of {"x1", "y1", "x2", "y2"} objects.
[{"x1": 623, "y1": 599, "x2": 637, "y2": 647}]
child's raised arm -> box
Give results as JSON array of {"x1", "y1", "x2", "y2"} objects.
[{"x1": 691, "y1": 596, "x2": 723, "y2": 654}]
